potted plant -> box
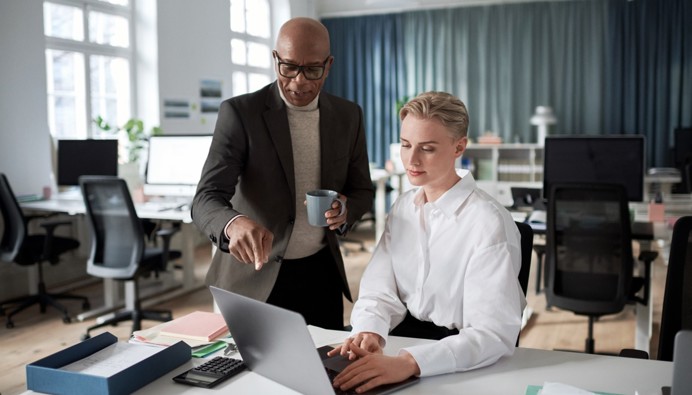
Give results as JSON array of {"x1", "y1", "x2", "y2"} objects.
[
  {"x1": 93, "y1": 116, "x2": 162, "y2": 192},
  {"x1": 93, "y1": 116, "x2": 162, "y2": 164}
]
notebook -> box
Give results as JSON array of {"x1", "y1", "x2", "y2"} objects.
[
  {"x1": 209, "y1": 286, "x2": 420, "y2": 395},
  {"x1": 159, "y1": 311, "x2": 228, "y2": 342}
]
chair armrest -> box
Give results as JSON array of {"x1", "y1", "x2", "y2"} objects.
[
  {"x1": 154, "y1": 225, "x2": 181, "y2": 271},
  {"x1": 38, "y1": 219, "x2": 75, "y2": 263},
  {"x1": 631, "y1": 250, "x2": 658, "y2": 305},
  {"x1": 39, "y1": 219, "x2": 74, "y2": 233},
  {"x1": 25, "y1": 212, "x2": 58, "y2": 223},
  {"x1": 155, "y1": 227, "x2": 180, "y2": 240},
  {"x1": 618, "y1": 348, "x2": 649, "y2": 359}
]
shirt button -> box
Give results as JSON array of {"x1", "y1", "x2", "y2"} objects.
[{"x1": 288, "y1": 217, "x2": 295, "y2": 225}]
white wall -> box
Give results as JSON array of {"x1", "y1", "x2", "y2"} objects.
[
  {"x1": 156, "y1": 0, "x2": 232, "y2": 134},
  {"x1": 0, "y1": 0, "x2": 54, "y2": 197},
  {"x1": 156, "y1": 0, "x2": 316, "y2": 134}
]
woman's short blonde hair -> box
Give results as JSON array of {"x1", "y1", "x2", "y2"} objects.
[{"x1": 399, "y1": 92, "x2": 469, "y2": 140}]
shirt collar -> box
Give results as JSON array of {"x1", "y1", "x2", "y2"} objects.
[
  {"x1": 413, "y1": 169, "x2": 476, "y2": 218},
  {"x1": 278, "y1": 84, "x2": 320, "y2": 111}
]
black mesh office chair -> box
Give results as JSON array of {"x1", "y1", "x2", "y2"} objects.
[
  {"x1": 658, "y1": 216, "x2": 692, "y2": 361},
  {"x1": 79, "y1": 176, "x2": 181, "y2": 339},
  {"x1": 545, "y1": 183, "x2": 645, "y2": 354},
  {"x1": 0, "y1": 173, "x2": 89, "y2": 328},
  {"x1": 515, "y1": 221, "x2": 533, "y2": 298},
  {"x1": 515, "y1": 221, "x2": 533, "y2": 346}
]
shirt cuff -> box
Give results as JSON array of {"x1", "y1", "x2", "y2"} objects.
[
  {"x1": 224, "y1": 214, "x2": 247, "y2": 239},
  {"x1": 336, "y1": 222, "x2": 349, "y2": 236}
]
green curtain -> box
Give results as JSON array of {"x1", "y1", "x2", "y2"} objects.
[{"x1": 322, "y1": 0, "x2": 692, "y2": 168}]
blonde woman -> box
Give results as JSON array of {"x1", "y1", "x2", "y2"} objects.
[{"x1": 330, "y1": 92, "x2": 525, "y2": 393}]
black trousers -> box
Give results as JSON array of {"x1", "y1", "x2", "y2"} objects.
[
  {"x1": 266, "y1": 247, "x2": 345, "y2": 330},
  {"x1": 390, "y1": 311, "x2": 459, "y2": 340}
]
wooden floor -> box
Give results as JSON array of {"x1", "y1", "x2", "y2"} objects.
[{"x1": 0, "y1": 224, "x2": 667, "y2": 395}]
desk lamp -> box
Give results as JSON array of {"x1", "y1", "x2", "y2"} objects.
[{"x1": 530, "y1": 106, "x2": 557, "y2": 146}]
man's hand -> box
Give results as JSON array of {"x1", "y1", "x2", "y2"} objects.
[
  {"x1": 326, "y1": 194, "x2": 348, "y2": 230},
  {"x1": 331, "y1": 343, "x2": 420, "y2": 394},
  {"x1": 225, "y1": 216, "x2": 273, "y2": 270}
]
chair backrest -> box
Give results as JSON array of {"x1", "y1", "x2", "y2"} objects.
[
  {"x1": 545, "y1": 183, "x2": 633, "y2": 316},
  {"x1": 515, "y1": 221, "x2": 533, "y2": 297},
  {"x1": 658, "y1": 216, "x2": 692, "y2": 361},
  {"x1": 0, "y1": 173, "x2": 27, "y2": 262},
  {"x1": 80, "y1": 176, "x2": 145, "y2": 279}
]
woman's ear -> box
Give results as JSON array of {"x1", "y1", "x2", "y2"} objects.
[{"x1": 454, "y1": 137, "x2": 468, "y2": 157}]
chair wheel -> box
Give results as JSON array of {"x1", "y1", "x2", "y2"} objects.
[
  {"x1": 63, "y1": 316, "x2": 72, "y2": 324},
  {"x1": 82, "y1": 301, "x2": 91, "y2": 310},
  {"x1": 81, "y1": 333, "x2": 91, "y2": 341},
  {"x1": 6, "y1": 321, "x2": 14, "y2": 329}
]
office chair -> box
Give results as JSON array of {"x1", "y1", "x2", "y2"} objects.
[
  {"x1": 79, "y1": 176, "x2": 181, "y2": 339},
  {"x1": 515, "y1": 221, "x2": 533, "y2": 298},
  {"x1": 0, "y1": 173, "x2": 89, "y2": 328},
  {"x1": 545, "y1": 183, "x2": 645, "y2": 354},
  {"x1": 515, "y1": 221, "x2": 533, "y2": 346},
  {"x1": 658, "y1": 216, "x2": 692, "y2": 361}
]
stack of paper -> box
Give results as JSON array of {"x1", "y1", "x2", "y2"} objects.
[
  {"x1": 159, "y1": 311, "x2": 228, "y2": 342},
  {"x1": 131, "y1": 311, "x2": 229, "y2": 348}
]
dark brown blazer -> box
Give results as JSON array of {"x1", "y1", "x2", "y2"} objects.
[{"x1": 192, "y1": 82, "x2": 374, "y2": 302}]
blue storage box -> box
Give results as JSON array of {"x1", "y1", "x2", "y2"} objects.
[{"x1": 26, "y1": 332, "x2": 190, "y2": 395}]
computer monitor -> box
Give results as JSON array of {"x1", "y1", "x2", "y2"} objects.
[
  {"x1": 674, "y1": 128, "x2": 692, "y2": 192},
  {"x1": 57, "y1": 139, "x2": 119, "y2": 187},
  {"x1": 674, "y1": 127, "x2": 692, "y2": 167},
  {"x1": 143, "y1": 134, "x2": 213, "y2": 197},
  {"x1": 543, "y1": 135, "x2": 646, "y2": 202}
]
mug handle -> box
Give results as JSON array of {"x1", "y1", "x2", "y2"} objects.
[{"x1": 333, "y1": 196, "x2": 347, "y2": 217}]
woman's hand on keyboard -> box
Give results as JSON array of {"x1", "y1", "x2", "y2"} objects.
[
  {"x1": 331, "y1": 343, "x2": 420, "y2": 394},
  {"x1": 328, "y1": 332, "x2": 383, "y2": 360}
]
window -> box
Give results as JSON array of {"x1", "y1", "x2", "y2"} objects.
[
  {"x1": 229, "y1": 0, "x2": 273, "y2": 97},
  {"x1": 44, "y1": 0, "x2": 133, "y2": 139}
]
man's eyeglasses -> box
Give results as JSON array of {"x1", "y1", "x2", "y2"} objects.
[{"x1": 273, "y1": 51, "x2": 330, "y2": 80}]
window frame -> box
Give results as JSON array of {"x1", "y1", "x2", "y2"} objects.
[
  {"x1": 229, "y1": 0, "x2": 274, "y2": 96},
  {"x1": 44, "y1": 0, "x2": 135, "y2": 139}
]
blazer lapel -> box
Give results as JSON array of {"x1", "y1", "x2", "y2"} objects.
[{"x1": 263, "y1": 84, "x2": 296, "y2": 203}]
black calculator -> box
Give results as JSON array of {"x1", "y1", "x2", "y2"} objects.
[{"x1": 173, "y1": 356, "x2": 247, "y2": 388}]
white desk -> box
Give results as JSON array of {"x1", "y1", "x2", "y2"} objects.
[
  {"x1": 19, "y1": 198, "x2": 204, "y2": 321},
  {"x1": 23, "y1": 326, "x2": 672, "y2": 395}
]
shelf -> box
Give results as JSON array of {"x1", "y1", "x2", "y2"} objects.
[{"x1": 461, "y1": 143, "x2": 544, "y2": 183}]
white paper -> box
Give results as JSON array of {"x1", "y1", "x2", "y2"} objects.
[
  {"x1": 60, "y1": 342, "x2": 160, "y2": 377},
  {"x1": 539, "y1": 382, "x2": 597, "y2": 395}
]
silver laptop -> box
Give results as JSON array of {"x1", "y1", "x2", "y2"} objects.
[
  {"x1": 671, "y1": 330, "x2": 692, "y2": 395},
  {"x1": 209, "y1": 286, "x2": 419, "y2": 395}
]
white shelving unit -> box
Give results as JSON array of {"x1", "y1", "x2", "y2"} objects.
[
  {"x1": 461, "y1": 143, "x2": 544, "y2": 182},
  {"x1": 460, "y1": 143, "x2": 544, "y2": 206}
]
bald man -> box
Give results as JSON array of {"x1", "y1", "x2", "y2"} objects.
[{"x1": 192, "y1": 17, "x2": 374, "y2": 329}]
